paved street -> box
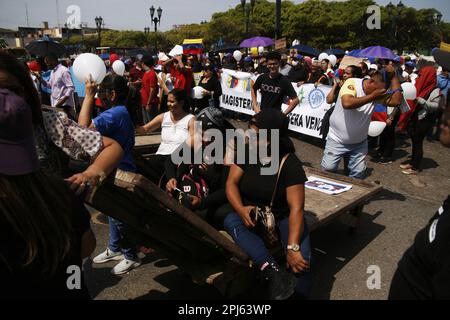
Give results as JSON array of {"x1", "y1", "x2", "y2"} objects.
[{"x1": 85, "y1": 126, "x2": 450, "y2": 300}]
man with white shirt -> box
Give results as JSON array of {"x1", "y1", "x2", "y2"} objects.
[
  {"x1": 321, "y1": 67, "x2": 403, "y2": 178},
  {"x1": 37, "y1": 53, "x2": 75, "y2": 119}
]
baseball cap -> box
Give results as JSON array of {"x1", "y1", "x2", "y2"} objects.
[
  {"x1": 0, "y1": 89, "x2": 39, "y2": 175},
  {"x1": 433, "y1": 48, "x2": 450, "y2": 71}
]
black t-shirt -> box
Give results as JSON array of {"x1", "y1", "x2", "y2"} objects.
[
  {"x1": 256, "y1": 65, "x2": 269, "y2": 75},
  {"x1": 288, "y1": 66, "x2": 309, "y2": 83},
  {"x1": 253, "y1": 73, "x2": 297, "y2": 111},
  {"x1": 237, "y1": 153, "x2": 307, "y2": 218},
  {"x1": 0, "y1": 192, "x2": 91, "y2": 300},
  {"x1": 389, "y1": 195, "x2": 450, "y2": 299}
]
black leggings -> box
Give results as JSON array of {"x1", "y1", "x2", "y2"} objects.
[
  {"x1": 409, "y1": 113, "x2": 434, "y2": 170},
  {"x1": 378, "y1": 112, "x2": 401, "y2": 159},
  {"x1": 138, "y1": 154, "x2": 169, "y2": 184}
]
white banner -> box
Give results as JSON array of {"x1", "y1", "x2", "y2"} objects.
[{"x1": 219, "y1": 69, "x2": 333, "y2": 138}]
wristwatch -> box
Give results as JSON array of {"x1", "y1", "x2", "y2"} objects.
[{"x1": 287, "y1": 244, "x2": 300, "y2": 252}]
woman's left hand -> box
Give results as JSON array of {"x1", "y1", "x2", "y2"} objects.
[{"x1": 286, "y1": 250, "x2": 310, "y2": 274}]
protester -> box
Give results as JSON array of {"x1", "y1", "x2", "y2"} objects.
[
  {"x1": 288, "y1": 54, "x2": 309, "y2": 85},
  {"x1": 224, "y1": 109, "x2": 312, "y2": 300},
  {"x1": 164, "y1": 55, "x2": 194, "y2": 97},
  {"x1": 389, "y1": 49, "x2": 450, "y2": 300},
  {"x1": 165, "y1": 107, "x2": 233, "y2": 227},
  {"x1": 140, "y1": 55, "x2": 160, "y2": 123},
  {"x1": 399, "y1": 66, "x2": 439, "y2": 175},
  {"x1": 255, "y1": 55, "x2": 269, "y2": 75},
  {"x1": 35, "y1": 53, "x2": 75, "y2": 119},
  {"x1": 78, "y1": 74, "x2": 141, "y2": 275},
  {"x1": 321, "y1": 65, "x2": 363, "y2": 141},
  {"x1": 136, "y1": 89, "x2": 195, "y2": 183},
  {"x1": 279, "y1": 54, "x2": 292, "y2": 76},
  {"x1": 0, "y1": 50, "x2": 124, "y2": 195},
  {"x1": 194, "y1": 65, "x2": 222, "y2": 112},
  {"x1": 307, "y1": 59, "x2": 328, "y2": 85},
  {"x1": 0, "y1": 88, "x2": 96, "y2": 299},
  {"x1": 321, "y1": 67, "x2": 403, "y2": 178},
  {"x1": 252, "y1": 51, "x2": 299, "y2": 115}
]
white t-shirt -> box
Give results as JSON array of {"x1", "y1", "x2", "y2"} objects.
[
  {"x1": 328, "y1": 78, "x2": 375, "y2": 145},
  {"x1": 156, "y1": 112, "x2": 194, "y2": 155}
]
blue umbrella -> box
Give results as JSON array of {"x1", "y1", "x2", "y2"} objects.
[
  {"x1": 347, "y1": 49, "x2": 362, "y2": 57},
  {"x1": 354, "y1": 46, "x2": 396, "y2": 60},
  {"x1": 291, "y1": 44, "x2": 320, "y2": 57},
  {"x1": 25, "y1": 36, "x2": 66, "y2": 57}
]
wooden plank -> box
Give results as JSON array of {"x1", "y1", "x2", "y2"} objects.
[{"x1": 87, "y1": 169, "x2": 249, "y2": 263}]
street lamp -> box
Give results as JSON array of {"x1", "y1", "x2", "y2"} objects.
[
  {"x1": 241, "y1": 0, "x2": 256, "y2": 38},
  {"x1": 150, "y1": 5, "x2": 163, "y2": 52},
  {"x1": 95, "y1": 16, "x2": 103, "y2": 47}
]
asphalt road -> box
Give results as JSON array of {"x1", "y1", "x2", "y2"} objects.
[{"x1": 84, "y1": 124, "x2": 450, "y2": 300}]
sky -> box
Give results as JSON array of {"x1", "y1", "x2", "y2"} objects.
[{"x1": 0, "y1": 0, "x2": 448, "y2": 31}]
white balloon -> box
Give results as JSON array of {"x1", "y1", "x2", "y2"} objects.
[
  {"x1": 112, "y1": 60, "x2": 126, "y2": 76},
  {"x1": 73, "y1": 53, "x2": 107, "y2": 84},
  {"x1": 328, "y1": 54, "x2": 337, "y2": 66},
  {"x1": 368, "y1": 121, "x2": 387, "y2": 137},
  {"x1": 233, "y1": 50, "x2": 242, "y2": 62},
  {"x1": 192, "y1": 86, "x2": 205, "y2": 100},
  {"x1": 401, "y1": 82, "x2": 417, "y2": 100},
  {"x1": 318, "y1": 53, "x2": 329, "y2": 62},
  {"x1": 258, "y1": 46, "x2": 264, "y2": 54}
]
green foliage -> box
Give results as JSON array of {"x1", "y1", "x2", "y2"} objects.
[{"x1": 68, "y1": 0, "x2": 446, "y2": 53}]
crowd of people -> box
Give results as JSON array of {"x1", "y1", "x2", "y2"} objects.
[{"x1": 1, "y1": 39, "x2": 449, "y2": 301}]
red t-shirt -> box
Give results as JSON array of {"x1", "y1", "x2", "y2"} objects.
[
  {"x1": 129, "y1": 66, "x2": 145, "y2": 83},
  {"x1": 171, "y1": 67, "x2": 194, "y2": 97},
  {"x1": 140, "y1": 69, "x2": 159, "y2": 107}
]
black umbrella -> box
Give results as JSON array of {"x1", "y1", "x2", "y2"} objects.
[
  {"x1": 25, "y1": 36, "x2": 66, "y2": 57},
  {"x1": 291, "y1": 44, "x2": 320, "y2": 57}
]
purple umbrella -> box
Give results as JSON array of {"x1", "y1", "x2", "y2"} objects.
[
  {"x1": 240, "y1": 37, "x2": 274, "y2": 48},
  {"x1": 355, "y1": 46, "x2": 396, "y2": 60}
]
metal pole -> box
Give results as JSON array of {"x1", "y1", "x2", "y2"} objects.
[{"x1": 275, "y1": 0, "x2": 281, "y2": 39}]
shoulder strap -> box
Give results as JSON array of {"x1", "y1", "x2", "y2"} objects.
[{"x1": 270, "y1": 153, "x2": 291, "y2": 207}]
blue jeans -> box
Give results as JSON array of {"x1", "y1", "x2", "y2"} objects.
[
  {"x1": 108, "y1": 217, "x2": 138, "y2": 261},
  {"x1": 224, "y1": 212, "x2": 312, "y2": 297},
  {"x1": 321, "y1": 138, "x2": 368, "y2": 179}
]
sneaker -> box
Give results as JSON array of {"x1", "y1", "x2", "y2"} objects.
[
  {"x1": 93, "y1": 248, "x2": 124, "y2": 264},
  {"x1": 261, "y1": 262, "x2": 297, "y2": 300},
  {"x1": 111, "y1": 258, "x2": 141, "y2": 275},
  {"x1": 379, "y1": 157, "x2": 393, "y2": 165},
  {"x1": 400, "y1": 163, "x2": 413, "y2": 170},
  {"x1": 402, "y1": 168, "x2": 418, "y2": 175}
]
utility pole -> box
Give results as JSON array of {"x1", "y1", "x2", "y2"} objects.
[
  {"x1": 275, "y1": 0, "x2": 282, "y2": 39},
  {"x1": 25, "y1": 3, "x2": 29, "y2": 27},
  {"x1": 56, "y1": 0, "x2": 60, "y2": 27}
]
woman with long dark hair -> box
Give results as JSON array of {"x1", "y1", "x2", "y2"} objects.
[
  {"x1": 136, "y1": 89, "x2": 195, "y2": 183},
  {"x1": 224, "y1": 109, "x2": 312, "y2": 300},
  {"x1": 194, "y1": 65, "x2": 222, "y2": 112},
  {"x1": 78, "y1": 74, "x2": 141, "y2": 275},
  {"x1": 0, "y1": 88, "x2": 96, "y2": 299}
]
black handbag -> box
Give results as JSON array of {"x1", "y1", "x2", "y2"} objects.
[{"x1": 251, "y1": 154, "x2": 290, "y2": 248}]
